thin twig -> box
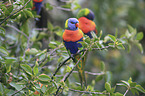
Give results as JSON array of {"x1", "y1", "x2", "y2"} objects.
[
  {"x1": 51, "y1": 56, "x2": 71, "y2": 80},
  {"x1": 0, "y1": 0, "x2": 31, "y2": 25},
  {"x1": 51, "y1": 45, "x2": 112, "y2": 81},
  {"x1": 49, "y1": 3, "x2": 72, "y2": 11},
  {"x1": 73, "y1": 71, "x2": 105, "y2": 76},
  {"x1": 55, "y1": 51, "x2": 87, "y2": 96},
  {"x1": 6, "y1": 24, "x2": 28, "y2": 39},
  {"x1": 69, "y1": 88, "x2": 109, "y2": 95},
  {"x1": 11, "y1": 86, "x2": 26, "y2": 96},
  {"x1": 34, "y1": 28, "x2": 48, "y2": 31},
  {"x1": 123, "y1": 88, "x2": 129, "y2": 96},
  {"x1": 49, "y1": 44, "x2": 64, "y2": 56}
]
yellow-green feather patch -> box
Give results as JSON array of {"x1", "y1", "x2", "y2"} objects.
[
  {"x1": 77, "y1": 8, "x2": 90, "y2": 18},
  {"x1": 65, "y1": 19, "x2": 68, "y2": 29},
  {"x1": 84, "y1": 8, "x2": 90, "y2": 15}
]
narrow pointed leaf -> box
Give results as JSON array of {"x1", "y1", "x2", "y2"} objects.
[
  {"x1": 136, "y1": 32, "x2": 144, "y2": 40},
  {"x1": 38, "y1": 74, "x2": 50, "y2": 81},
  {"x1": 21, "y1": 64, "x2": 32, "y2": 76},
  {"x1": 135, "y1": 85, "x2": 145, "y2": 93},
  {"x1": 105, "y1": 82, "x2": 111, "y2": 92}
]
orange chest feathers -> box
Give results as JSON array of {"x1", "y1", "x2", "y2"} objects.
[
  {"x1": 63, "y1": 29, "x2": 83, "y2": 42},
  {"x1": 78, "y1": 17, "x2": 96, "y2": 34}
]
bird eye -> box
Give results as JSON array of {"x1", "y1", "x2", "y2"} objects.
[{"x1": 71, "y1": 22, "x2": 74, "y2": 24}]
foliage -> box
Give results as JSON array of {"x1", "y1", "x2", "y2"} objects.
[{"x1": 0, "y1": 0, "x2": 145, "y2": 96}]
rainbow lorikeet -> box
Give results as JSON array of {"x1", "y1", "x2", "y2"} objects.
[
  {"x1": 32, "y1": 0, "x2": 43, "y2": 15},
  {"x1": 77, "y1": 8, "x2": 98, "y2": 38},
  {"x1": 63, "y1": 18, "x2": 87, "y2": 87}
]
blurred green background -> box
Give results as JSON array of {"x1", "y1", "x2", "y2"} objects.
[
  {"x1": 1, "y1": 0, "x2": 145, "y2": 95},
  {"x1": 45, "y1": 0, "x2": 145, "y2": 95}
]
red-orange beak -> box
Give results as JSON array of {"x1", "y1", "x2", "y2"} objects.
[{"x1": 75, "y1": 23, "x2": 79, "y2": 27}]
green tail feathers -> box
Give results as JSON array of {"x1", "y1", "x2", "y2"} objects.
[{"x1": 74, "y1": 54, "x2": 87, "y2": 88}]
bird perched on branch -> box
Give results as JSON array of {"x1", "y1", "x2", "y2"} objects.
[
  {"x1": 63, "y1": 18, "x2": 87, "y2": 87},
  {"x1": 77, "y1": 8, "x2": 98, "y2": 38},
  {"x1": 32, "y1": 0, "x2": 43, "y2": 15}
]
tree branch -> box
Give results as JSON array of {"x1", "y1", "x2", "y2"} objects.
[
  {"x1": 51, "y1": 56, "x2": 71, "y2": 80},
  {"x1": 11, "y1": 86, "x2": 26, "y2": 96},
  {"x1": 51, "y1": 45, "x2": 112, "y2": 81},
  {"x1": 55, "y1": 51, "x2": 87, "y2": 96},
  {"x1": 69, "y1": 88, "x2": 109, "y2": 95},
  {"x1": 49, "y1": 3, "x2": 72, "y2": 11},
  {"x1": 73, "y1": 71, "x2": 105, "y2": 76},
  {"x1": 6, "y1": 24, "x2": 28, "y2": 39},
  {"x1": 0, "y1": 0, "x2": 31, "y2": 25},
  {"x1": 123, "y1": 88, "x2": 129, "y2": 96}
]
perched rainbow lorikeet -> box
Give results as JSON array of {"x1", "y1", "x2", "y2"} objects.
[
  {"x1": 63, "y1": 18, "x2": 87, "y2": 87},
  {"x1": 77, "y1": 8, "x2": 98, "y2": 38},
  {"x1": 32, "y1": 0, "x2": 43, "y2": 15}
]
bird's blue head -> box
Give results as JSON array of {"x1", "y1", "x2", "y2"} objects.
[
  {"x1": 65, "y1": 18, "x2": 79, "y2": 31},
  {"x1": 77, "y1": 8, "x2": 95, "y2": 20}
]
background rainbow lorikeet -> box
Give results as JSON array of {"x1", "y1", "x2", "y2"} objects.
[
  {"x1": 63, "y1": 18, "x2": 87, "y2": 87},
  {"x1": 32, "y1": 0, "x2": 43, "y2": 15},
  {"x1": 77, "y1": 8, "x2": 98, "y2": 38}
]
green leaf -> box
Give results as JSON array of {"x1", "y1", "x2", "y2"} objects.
[
  {"x1": 47, "y1": 22, "x2": 53, "y2": 31},
  {"x1": 130, "y1": 82, "x2": 137, "y2": 87},
  {"x1": 128, "y1": 77, "x2": 132, "y2": 84},
  {"x1": 117, "y1": 83, "x2": 128, "y2": 87},
  {"x1": 114, "y1": 92, "x2": 123, "y2": 96},
  {"x1": 104, "y1": 35, "x2": 110, "y2": 43},
  {"x1": 5, "y1": 57, "x2": 17, "y2": 64},
  {"x1": 127, "y1": 25, "x2": 135, "y2": 33},
  {"x1": 127, "y1": 25, "x2": 136, "y2": 38},
  {"x1": 121, "y1": 80, "x2": 130, "y2": 87},
  {"x1": 45, "y1": 3, "x2": 53, "y2": 10},
  {"x1": 99, "y1": 30, "x2": 103, "y2": 39},
  {"x1": 24, "y1": 10, "x2": 34, "y2": 18},
  {"x1": 9, "y1": 82, "x2": 24, "y2": 91},
  {"x1": 21, "y1": 64, "x2": 32, "y2": 76},
  {"x1": 125, "y1": 30, "x2": 131, "y2": 38},
  {"x1": 136, "y1": 32, "x2": 144, "y2": 40},
  {"x1": 105, "y1": 71, "x2": 112, "y2": 83},
  {"x1": 100, "y1": 61, "x2": 105, "y2": 71},
  {"x1": 6, "y1": 64, "x2": 11, "y2": 73},
  {"x1": 61, "y1": 3, "x2": 71, "y2": 9},
  {"x1": 105, "y1": 82, "x2": 111, "y2": 92},
  {"x1": 116, "y1": 43, "x2": 125, "y2": 50},
  {"x1": 66, "y1": 66, "x2": 72, "y2": 72},
  {"x1": 47, "y1": 86, "x2": 57, "y2": 94},
  {"x1": 73, "y1": 2, "x2": 81, "y2": 10},
  {"x1": 29, "y1": 48, "x2": 39, "y2": 55},
  {"x1": 131, "y1": 88, "x2": 139, "y2": 95},
  {"x1": 108, "y1": 34, "x2": 116, "y2": 42},
  {"x1": 21, "y1": 19, "x2": 28, "y2": 35},
  {"x1": 41, "y1": 84, "x2": 47, "y2": 93},
  {"x1": 111, "y1": 86, "x2": 116, "y2": 93},
  {"x1": 33, "y1": 61, "x2": 39, "y2": 76},
  {"x1": 0, "y1": 27, "x2": 5, "y2": 37},
  {"x1": 108, "y1": 43, "x2": 115, "y2": 47},
  {"x1": 0, "y1": 46, "x2": 9, "y2": 56},
  {"x1": 0, "y1": 83, "x2": 4, "y2": 93},
  {"x1": 115, "y1": 29, "x2": 118, "y2": 38},
  {"x1": 35, "y1": 49, "x2": 47, "y2": 56},
  {"x1": 135, "y1": 85, "x2": 145, "y2": 93},
  {"x1": 39, "y1": 53, "x2": 46, "y2": 61},
  {"x1": 37, "y1": 32, "x2": 47, "y2": 40},
  {"x1": 95, "y1": 74, "x2": 104, "y2": 82},
  {"x1": 38, "y1": 74, "x2": 50, "y2": 81},
  {"x1": 135, "y1": 43, "x2": 143, "y2": 54}
]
